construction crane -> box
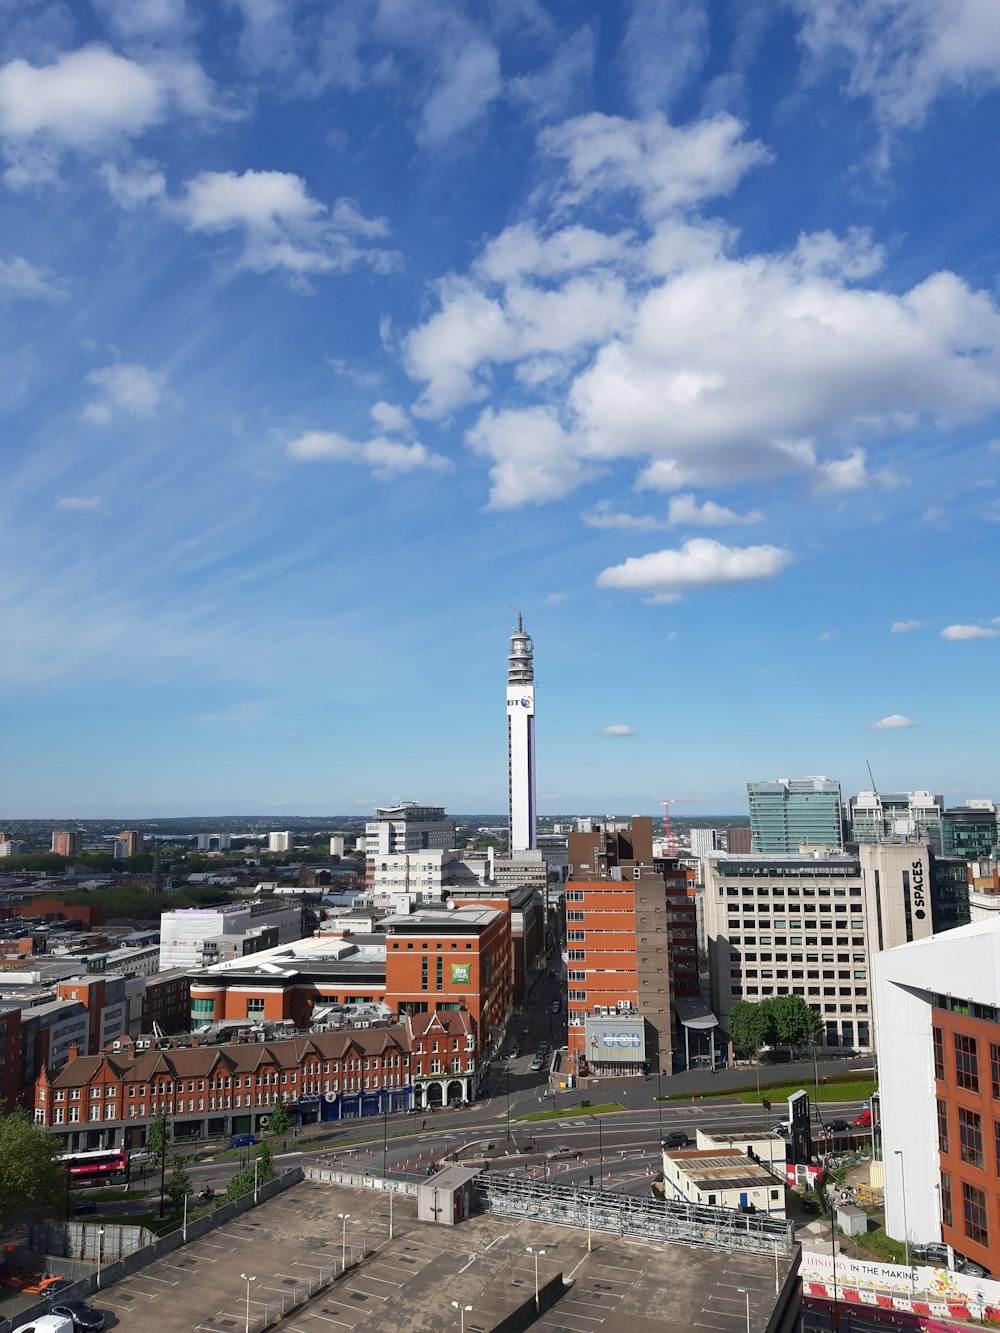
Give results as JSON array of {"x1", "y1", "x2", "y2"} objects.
[{"x1": 656, "y1": 798, "x2": 702, "y2": 855}]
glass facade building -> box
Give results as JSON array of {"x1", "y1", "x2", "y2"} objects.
[{"x1": 747, "y1": 777, "x2": 843, "y2": 854}]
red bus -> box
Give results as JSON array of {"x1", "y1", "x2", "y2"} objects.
[{"x1": 57, "y1": 1147, "x2": 129, "y2": 1186}]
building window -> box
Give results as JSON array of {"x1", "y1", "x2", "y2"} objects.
[
  {"x1": 941, "y1": 1172, "x2": 953, "y2": 1228},
  {"x1": 963, "y1": 1181, "x2": 989, "y2": 1247},
  {"x1": 937, "y1": 1100, "x2": 950, "y2": 1155},
  {"x1": 991, "y1": 1043, "x2": 1000, "y2": 1100},
  {"x1": 246, "y1": 998, "x2": 265, "y2": 1017},
  {"x1": 959, "y1": 1107, "x2": 983, "y2": 1168},
  {"x1": 955, "y1": 1033, "x2": 979, "y2": 1092}
]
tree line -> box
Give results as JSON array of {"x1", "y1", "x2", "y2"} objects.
[{"x1": 727, "y1": 995, "x2": 824, "y2": 1061}]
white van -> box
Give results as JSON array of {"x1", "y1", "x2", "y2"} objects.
[{"x1": 13, "y1": 1314, "x2": 76, "y2": 1333}]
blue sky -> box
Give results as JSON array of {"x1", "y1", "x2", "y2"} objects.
[{"x1": 1, "y1": 0, "x2": 999, "y2": 819}]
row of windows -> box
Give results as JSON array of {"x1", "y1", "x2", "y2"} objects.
[
  {"x1": 933, "y1": 1028, "x2": 1000, "y2": 1101},
  {"x1": 722, "y1": 886, "x2": 862, "y2": 897}
]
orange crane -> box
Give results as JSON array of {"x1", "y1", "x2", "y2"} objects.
[{"x1": 656, "y1": 798, "x2": 702, "y2": 855}]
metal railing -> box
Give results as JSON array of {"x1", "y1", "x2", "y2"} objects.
[{"x1": 478, "y1": 1175, "x2": 797, "y2": 1257}]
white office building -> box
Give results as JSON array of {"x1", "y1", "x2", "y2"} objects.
[
  {"x1": 159, "y1": 901, "x2": 303, "y2": 970},
  {"x1": 506, "y1": 614, "x2": 537, "y2": 853},
  {"x1": 364, "y1": 804, "x2": 455, "y2": 859},
  {"x1": 690, "y1": 828, "x2": 720, "y2": 856},
  {"x1": 704, "y1": 841, "x2": 936, "y2": 1051},
  {"x1": 847, "y1": 790, "x2": 943, "y2": 847},
  {"x1": 268, "y1": 831, "x2": 292, "y2": 853},
  {"x1": 368, "y1": 848, "x2": 489, "y2": 903}
]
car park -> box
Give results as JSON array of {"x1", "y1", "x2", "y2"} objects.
[
  {"x1": 47, "y1": 1303, "x2": 106, "y2": 1330},
  {"x1": 661, "y1": 1131, "x2": 691, "y2": 1149}
]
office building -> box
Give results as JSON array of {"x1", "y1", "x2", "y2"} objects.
[
  {"x1": 329, "y1": 835, "x2": 345, "y2": 857},
  {"x1": 726, "y1": 827, "x2": 752, "y2": 854},
  {"x1": 367, "y1": 848, "x2": 488, "y2": 903},
  {"x1": 704, "y1": 841, "x2": 950, "y2": 1051},
  {"x1": 747, "y1": 777, "x2": 843, "y2": 853},
  {"x1": 506, "y1": 614, "x2": 537, "y2": 852},
  {"x1": 196, "y1": 833, "x2": 232, "y2": 852},
  {"x1": 941, "y1": 802, "x2": 998, "y2": 860},
  {"x1": 0, "y1": 840, "x2": 25, "y2": 857},
  {"x1": 159, "y1": 900, "x2": 303, "y2": 971},
  {"x1": 874, "y1": 917, "x2": 1000, "y2": 1273},
  {"x1": 689, "y1": 828, "x2": 719, "y2": 856},
  {"x1": 364, "y1": 804, "x2": 456, "y2": 889},
  {"x1": 846, "y1": 790, "x2": 943, "y2": 847},
  {"x1": 267, "y1": 831, "x2": 291, "y2": 853},
  {"x1": 565, "y1": 817, "x2": 699, "y2": 1078},
  {"x1": 51, "y1": 831, "x2": 84, "y2": 856}
]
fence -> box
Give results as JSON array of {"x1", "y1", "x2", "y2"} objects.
[
  {"x1": 479, "y1": 1175, "x2": 797, "y2": 1257},
  {"x1": 304, "y1": 1165, "x2": 419, "y2": 1196},
  {"x1": 31, "y1": 1219, "x2": 153, "y2": 1263}
]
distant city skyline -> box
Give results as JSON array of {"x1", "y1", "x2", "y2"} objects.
[{"x1": 1, "y1": 4, "x2": 998, "y2": 815}]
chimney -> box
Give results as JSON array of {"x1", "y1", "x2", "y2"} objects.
[{"x1": 67, "y1": 1044, "x2": 79, "y2": 1062}]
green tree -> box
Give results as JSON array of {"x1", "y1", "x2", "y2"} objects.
[
  {"x1": 0, "y1": 1110, "x2": 63, "y2": 1225},
  {"x1": 727, "y1": 1000, "x2": 774, "y2": 1060},
  {"x1": 146, "y1": 1108, "x2": 170, "y2": 1218},
  {"x1": 224, "y1": 1168, "x2": 255, "y2": 1203},
  {"x1": 164, "y1": 1161, "x2": 192, "y2": 1212},
  {"x1": 768, "y1": 995, "x2": 823, "y2": 1055},
  {"x1": 266, "y1": 1099, "x2": 293, "y2": 1142},
  {"x1": 256, "y1": 1142, "x2": 276, "y2": 1186}
]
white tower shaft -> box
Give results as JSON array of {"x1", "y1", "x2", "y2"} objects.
[{"x1": 506, "y1": 614, "x2": 537, "y2": 852}]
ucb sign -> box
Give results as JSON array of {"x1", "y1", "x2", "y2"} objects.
[{"x1": 912, "y1": 859, "x2": 927, "y2": 921}]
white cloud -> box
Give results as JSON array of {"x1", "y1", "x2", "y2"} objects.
[
  {"x1": 55, "y1": 495, "x2": 103, "y2": 511},
  {"x1": 667, "y1": 492, "x2": 764, "y2": 526},
  {"x1": 818, "y1": 629, "x2": 838, "y2": 641},
  {"x1": 474, "y1": 222, "x2": 632, "y2": 285},
  {"x1": 100, "y1": 159, "x2": 165, "y2": 208},
  {"x1": 598, "y1": 724, "x2": 637, "y2": 737},
  {"x1": 418, "y1": 37, "x2": 501, "y2": 146},
  {"x1": 466, "y1": 407, "x2": 598, "y2": 509},
  {"x1": 0, "y1": 44, "x2": 232, "y2": 186},
  {"x1": 92, "y1": 0, "x2": 190, "y2": 40},
  {"x1": 619, "y1": 0, "x2": 709, "y2": 115},
  {"x1": 891, "y1": 619, "x2": 925, "y2": 634},
  {"x1": 941, "y1": 624, "x2": 999, "y2": 641},
  {"x1": 582, "y1": 500, "x2": 663, "y2": 531},
  {"x1": 0, "y1": 254, "x2": 63, "y2": 299},
  {"x1": 791, "y1": 0, "x2": 1000, "y2": 139},
  {"x1": 173, "y1": 170, "x2": 396, "y2": 282},
  {"x1": 870, "y1": 714, "x2": 917, "y2": 729},
  {"x1": 81, "y1": 362, "x2": 166, "y2": 424},
  {"x1": 596, "y1": 537, "x2": 793, "y2": 598},
  {"x1": 540, "y1": 110, "x2": 772, "y2": 219},
  {"x1": 812, "y1": 447, "x2": 897, "y2": 493},
  {"x1": 508, "y1": 24, "x2": 594, "y2": 121},
  {"x1": 370, "y1": 401, "x2": 410, "y2": 435},
  {"x1": 546, "y1": 592, "x2": 567, "y2": 604},
  {"x1": 285, "y1": 430, "x2": 451, "y2": 479}
]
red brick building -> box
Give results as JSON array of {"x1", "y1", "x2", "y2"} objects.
[{"x1": 566, "y1": 817, "x2": 698, "y2": 1079}]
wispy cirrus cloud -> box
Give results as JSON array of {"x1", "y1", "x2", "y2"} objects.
[
  {"x1": 598, "y1": 724, "x2": 637, "y2": 737},
  {"x1": 55, "y1": 496, "x2": 103, "y2": 511},
  {"x1": 891, "y1": 619, "x2": 925, "y2": 633}
]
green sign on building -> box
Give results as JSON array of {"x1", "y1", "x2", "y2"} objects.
[{"x1": 451, "y1": 963, "x2": 471, "y2": 985}]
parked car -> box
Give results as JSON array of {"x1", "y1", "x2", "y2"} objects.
[
  {"x1": 772, "y1": 1121, "x2": 791, "y2": 1136},
  {"x1": 521, "y1": 1023, "x2": 530, "y2": 1035},
  {"x1": 12, "y1": 1316, "x2": 75, "y2": 1333},
  {"x1": 958, "y1": 1257, "x2": 990, "y2": 1277},
  {"x1": 128, "y1": 1149, "x2": 154, "y2": 1165},
  {"x1": 529, "y1": 1058, "x2": 543, "y2": 1072},
  {"x1": 228, "y1": 1132, "x2": 255, "y2": 1148},
  {"x1": 912, "y1": 1242, "x2": 950, "y2": 1265},
  {"x1": 852, "y1": 1110, "x2": 872, "y2": 1127},
  {"x1": 661, "y1": 1131, "x2": 691, "y2": 1149},
  {"x1": 72, "y1": 1200, "x2": 97, "y2": 1216},
  {"x1": 47, "y1": 1302, "x2": 106, "y2": 1331}
]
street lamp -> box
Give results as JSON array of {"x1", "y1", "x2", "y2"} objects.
[
  {"x1": 451, "y1": 1300, "x2": 472, "y2": 1331},
  {"x1": 526, "y1": 1246, "x2": 546, "y2": 1312},
  {"x1": 337, "y1": 1212, "x2": 351, "y2": 1271},
  {"x1": 240, "y1": 1272, "x2": 256, "y2": 1333},
  {"x1": 894, "y1": 1151, "x2": 910, "y2": 1268},
  {"x1": 96, "y1": 1226, "x2": 105, "y2": 1288},
  {"x1": 736, "y1": 1287, "x2": 750, "y2": 1333},
  {"x1": 253, "y1": 1156, "x2": 259, "y2": 1204},
  {"x1": 598, "y1": 1117, "x2": 604, "y2": 1191}
]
